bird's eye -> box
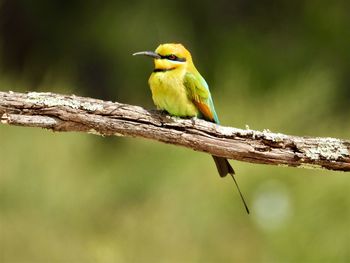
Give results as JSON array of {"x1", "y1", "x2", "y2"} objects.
[{"x1": 168, "y1": 54, "x2": 177, "y2": 60}]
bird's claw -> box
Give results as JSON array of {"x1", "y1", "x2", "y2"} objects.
[{"x1": 191, "y1": 117, "x2": 198, "y2": 126}]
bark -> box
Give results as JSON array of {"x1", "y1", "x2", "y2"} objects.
[{"x1": 1, "y1": 91, "x2": 349, "y2": 171}]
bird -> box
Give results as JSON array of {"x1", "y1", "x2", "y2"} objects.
[{"x1": 133, "y1": 43, "x2": 249, "y2": 213}]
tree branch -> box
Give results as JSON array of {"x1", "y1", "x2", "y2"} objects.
[{"x1": 1, "y1": 91, "x2": 349, "y2": 171}]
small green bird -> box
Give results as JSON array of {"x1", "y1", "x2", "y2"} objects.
[{"x1": 133, "y1": 43, "x2": 249, "y2": 213}]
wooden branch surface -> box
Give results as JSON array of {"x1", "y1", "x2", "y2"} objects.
[{"x1": 1, "y1": 91, "x2": 349, "y2": 171}]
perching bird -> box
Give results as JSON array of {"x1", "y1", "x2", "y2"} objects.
[{"x1": 133, "y1": 43, "x2": 249, "y2": 213}]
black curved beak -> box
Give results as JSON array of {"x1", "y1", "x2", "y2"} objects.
[{"x1": 132, "y1": 51, "x2": 161, "y2": 59}]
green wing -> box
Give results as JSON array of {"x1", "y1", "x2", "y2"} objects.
[{"x1": 184, "y1": 72, "x2": 220, "y2": 123}]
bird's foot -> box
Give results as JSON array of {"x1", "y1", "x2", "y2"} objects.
[
  {"x1": 149, "y1": 109, "x2": 167, "y2": 115},
  {"x1": 157, "y1": 109, "x2": 169, "y2": 116},
  {"x1": 191, "y1": 116, "x2": 199, "y2": 126}
]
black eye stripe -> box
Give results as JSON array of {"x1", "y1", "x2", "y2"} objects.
[{"x1": 159, "y1": 54, "x2": 186, "y2": 62}]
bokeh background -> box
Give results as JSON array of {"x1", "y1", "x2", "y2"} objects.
[{"x1": 1, "y1": 0, "x2": 350, "y2": 262}]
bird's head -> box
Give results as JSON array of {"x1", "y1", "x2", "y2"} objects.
[{"x1": 133, "y1": 43, "x2": 193, "y2": 71}]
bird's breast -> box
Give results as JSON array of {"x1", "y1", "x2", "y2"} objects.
[{"x1": 149, "y1": 71, "x2": 199, "y2": 117}]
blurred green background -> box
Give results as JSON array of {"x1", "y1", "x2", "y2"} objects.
[{"x1": 1, "y1": 0, "x2": 350, "y2": 262}]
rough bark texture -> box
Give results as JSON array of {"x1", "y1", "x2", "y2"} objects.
[{"x1": 1, "y1": 91, "x2": 349, "y2": 171}]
